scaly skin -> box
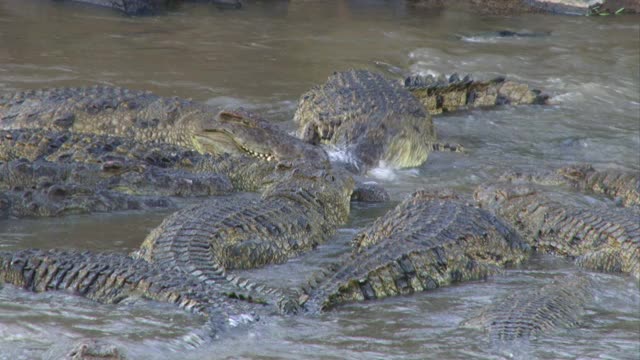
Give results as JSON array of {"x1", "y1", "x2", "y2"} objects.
[
  {"x1": 299, "y1": 190, "x2": 529, "y2": 312},
  {"x1": 0, "y1": 88, "x2": 323, "y2": 163},
  {"x1": 464, "y1": 273, "x2": 592, "y2": 341},
  {"x1": 0, "y1": 158, "x2": 232, "y2": 218},
  {"x1": 136, "y1": 162, "x2": 354, "y2": 272},
  {"x1": 500, "y1": 164, "x2": 640, "y2": 208},
  {"x1": 0, "y1": 128, "x2": 383, "y2": 212},
  {"x1": 0, "y1": 127, "x2": 301, "y2": 194},
  {"x1": 474, "y1": 182, "x2": 640, "y2": 279},
  {"x1": 404, "y1": 73, "x2": 549, "y2": 115},
  {"x1": 0, "y1": 249, "x2": 276, "y2": 335},
  {"x1": 66, "y1": 339, "x2": 126, "y2": 360},
  {"x1": 0, "y1": 185, "x2": 173, "y2": 219},
  {"x1": 557, "y1": 164, "x2": 640, "y2": 207},
  {"x1": 0, "y1": 158, "x2": 232, "y2": 197},
  {"x1": 294, "y1": 70, "x2": 462, "y2": 171}
]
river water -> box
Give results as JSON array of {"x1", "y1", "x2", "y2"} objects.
[{"x1": 0, "y1": 0, "x2": 638, "y2": 359}]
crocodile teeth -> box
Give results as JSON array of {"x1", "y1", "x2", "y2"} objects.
[{"x1": 240, "y1": 145, "x2": 273, "y2": 161}]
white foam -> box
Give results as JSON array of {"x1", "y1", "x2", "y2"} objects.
[
  {"x1": 228, "y1": 313, "x2": 256, "y2": 327},
  {"x1": 324, "y1": 146, "x2": 361, "y2": 171},
  {"x1": 368, "y1": 164, "x2": 398, "y2": 181},
  {"x1": 367, "y1": 161, "x2": 420, "y2": 182}
]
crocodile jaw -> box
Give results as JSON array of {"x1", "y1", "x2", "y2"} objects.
[
  {"x1": 382, "y1": 132, "x2": 432, "y2": 169},
  {"x1": 194, "y1": 131, "x2": 275, "y2": 161}
]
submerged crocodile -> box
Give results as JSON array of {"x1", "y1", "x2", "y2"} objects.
[
  {"x1": 54, "y1": 0, "x2": 241, "y2": 16},
  {"x1": 298, "y1": 190, "x2": 529, "y2": 312},
  {"x1": 0, "y1": 158, "x2": 233, "y2": 218},
  {"x1": 0, "y1": 248, "x2": 275, "y2": 338},
  {"x1": 463, "y1": 273, "x2": 593, "y2": 341},
  {"x1": 474, "y1": 181, "x2": 640, "y2": 279},
  {"x1": 457, "y1": 30, "x2": 552, "y2": 41},
  {"x1": 500, "y1": 164, "x2": 640, "y2": 208}
]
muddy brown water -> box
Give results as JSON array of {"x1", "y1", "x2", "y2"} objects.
[{"x1": 0, "y1": 1, "x2": 638, "y2": 359}]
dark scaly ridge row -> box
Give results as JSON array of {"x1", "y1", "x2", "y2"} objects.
[
  {"x1": 0, "y1": 158, "x2": 232, "y2": 197},
  {"x1": 0, "y1": 249, "x2": 270, "y2": 322},
  {"x1": 299, "y1": 190, "x2": 530, "y2": 312},
  {"x1": 137, "y1": 175, "x2": 353, "y2": 272},
  {"x1": 500, "y1": 164, "x2": 639, "y2": 208},
  {"x1": 294, "y1": 70, "x2": 442, "y2": 170},
  {"x1": 404, "y1": 73, "x2": 549, "y2": 115},
  {"x1": 0, "y1": 128, "x2": 287, "y2": 194},
  {"x1": 474, "y1": 182, "x2": 640, "y2": 279},
  {"x1": 0, "y1": 86, "x2": 204, "y2": 147},
  {"x1": 465, "y1": 273, "x2": 592, "y2": 341}
]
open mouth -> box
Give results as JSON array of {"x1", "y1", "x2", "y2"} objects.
[{"x1": 196, "y1": 131, "x2": 276, "y2": 161}]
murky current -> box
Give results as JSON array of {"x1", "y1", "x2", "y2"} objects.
[{"x1": 0, "y1": 0, "x2": 639, "y2": 358}]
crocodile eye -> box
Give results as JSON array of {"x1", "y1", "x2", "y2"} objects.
[{"x1": 276, "y1": 161, "x2": 292, "y2": 170}]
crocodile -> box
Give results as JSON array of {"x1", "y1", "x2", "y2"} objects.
[
  {"x1": 54, "y1": 0, "x2": 241, "y2": 16},
  {"x1": 474, "y1": 182, "x2": 640, "y2": 279},
  {"x1": 294, "y1": 69, "x2": 463, "y2": 171},
  {"x1": 0, "y1": 88, "x2": 325, "y2": 164},
  {"x1": 0, "y1": 248, "x2": 277, "y2": 338},
  {"x1": 0, "y1": 91, "x2": 393, "y2": 198},
  {"x1": 298, "y1": 190, "x2": 530, "y2": 312},
  {"x1": 0, "y1": 158, "x2": 234, "y2": 218},
  {"x1": 1, "y1": 158, "x2": 232, "y2": 197},
  {"x1": 404, "y1": 73, "x2": 549, "y2": 115},
  {"x1": 500, "y1": 164, "x2": 640, "y2": 208},
  {"x1": 135, "y1": 160, "x2": 355, "y2": 274},
  {"x1": 460, "y1": 30, "x2": 552, "y2": 39},
  {"x1": 0, "y1": 181, "x2": 173, "y2": 219},
  {"x1": 463, "y1": 273, "x2": 593, "y2": 341},
  {"x1": 0, "y1": 120, "x2": 323, "y2": 194}
]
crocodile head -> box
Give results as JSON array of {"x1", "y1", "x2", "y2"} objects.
[
  {"x1": 294, "y1": 70, "x2": 437, "y2": 172},
  {"x1": 347, "y1": 115, "x2": 437, "y2": 171},
  {"x1": 263, "y1": 161, "x2": 355, "y2": 224},
  {"x1": 194, "y1": 108, "x2": 328, "y2": 165}
]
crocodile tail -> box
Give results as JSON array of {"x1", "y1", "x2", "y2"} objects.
[
  {"x1": 405, "y1": 73, "x2": 549, "y2": 115},
  {"x1": 297, "y1": 260, "x2": 344, "y2": 314},
  {"x1": 224, "y1": 273, "x2": 304, "y2": 315},
  {"x1": 427, "y1": 142, "x2": 466, "y2": 153}
]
